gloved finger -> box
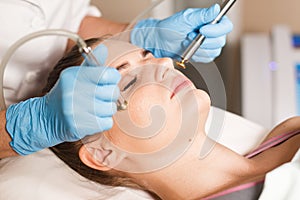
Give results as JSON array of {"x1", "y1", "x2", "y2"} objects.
[
  {"x1": 95, "y1": 84, "x2": 120, "y2": 102},
  {"x1": 93, "y1": 100, "x2": 117, "y2": 117},
  {"x1": 184, "y1": 4, "x2": 220, "y2": 27},
  {"x1": 200, "y1": 36, "x2": 226, "y2": 49},
  {"x1": 95, "y1": 67, "x2": 121, "y2": 85},
  {"x1": 192, "y1": 56, "x2": 214, "y2": 64},
  {"x1": 81, "y1": 44, "x2": 108, "y2": 66},
  {"x1": 95, "y1": 117, "x2": 114, "y2": 132},
  {"x1": 80, "y1": 116, "x2": 114, "y2": 136},
  {"x1": 71, "y1": 99, "x2": 116, "y2": 137},
  {"x1": 186, "y1": 33, "x2": 226, "y2": 49},
  {"x1": 71, "y1": 66, "x2": 121, "y2": 85},
  {"x1": 191, "y1": 48, "x2": 222, "y2": 63},
  {"x1": 200, "y1": 16, "x2": 233, "y2": 38}
]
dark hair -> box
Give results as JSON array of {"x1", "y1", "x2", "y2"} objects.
[
  {"x1": 42, "y1": 38, "x2": 100, "y2": 93},
  {"x1": 45, "y1": 38, "x2": 160, "y2": 199}
]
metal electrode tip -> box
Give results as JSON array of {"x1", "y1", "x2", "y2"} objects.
[
  {"x1": 176, "y1": 60, "x2": 187, "y2": 69},
  {"x1": 117, "y1": 100, "x2": 128, "y2": 111}
]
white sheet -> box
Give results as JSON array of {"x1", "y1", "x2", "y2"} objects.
[
  {"x1": 259, "y1": 148, "x2": 300, "y2": 200},
  {"x1": 0, "y1": 149, "x2": 153, "y2": 200},
  {"x1": 206, "y1": 106, "x2": 269, "y2": 155}
]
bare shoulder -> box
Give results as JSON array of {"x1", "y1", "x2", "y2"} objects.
[{"x1": 262, "y1": 116, "x2": 300, "y2": 142}]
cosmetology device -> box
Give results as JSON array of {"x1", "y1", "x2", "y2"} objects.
[{"x1": 176, "y1": 0, "x2": 237, "y2": 69}]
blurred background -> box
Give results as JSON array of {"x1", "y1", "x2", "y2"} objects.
[{"x1": 91, "y1": 0, "x2": 300, "y2": 128}]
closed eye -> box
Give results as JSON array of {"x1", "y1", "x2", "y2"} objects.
[
  {"x1": 116, "y1": 62, "x2": 129, "y2": 71},
  {"x1": 122, "y1": 76, "x2": 137, "y2": 92},
  {"x1": 143, "y1": 50, "x2": 152, "y2": 57},
  {"x1": 116, "y1": 49, "x2": 152, "y2": 71}
]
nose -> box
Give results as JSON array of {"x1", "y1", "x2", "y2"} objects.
[
  {"x1": 152, "y1": 57, "x2": 175, "y2": 82},
  {"x1": 152, "y1": 57, "x2": 174, "y2": 69}
]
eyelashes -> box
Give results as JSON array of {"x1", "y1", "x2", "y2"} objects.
[
  {"x1": 143, "y1": 50, "x2": 152, "y2": 57},
  {"x1": 116, "y1": 63, "x2": 129, "y2": 71},
  {"x1": 117, "y1": 49, "x2": 152, "y2": 92},
  {"x1": 122, "y1": 76, "x2": 137, "y2": 92},
  {"x1": 116, "y1": 50, "x2": 152, "y2": 71}
]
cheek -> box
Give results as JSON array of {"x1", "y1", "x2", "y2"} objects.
[
  {"x1": 197, "y1": 90, "x2": 210, "y2": 111},
  {"x1": 127, "y1": 85, "x2": 171, "y2": 127},
  {"x1": 122, "y1": 85, "x2": 182, "y2": 151},
  {"x1": 192, "y1": 90, "x2": 211, "y2": 127}
]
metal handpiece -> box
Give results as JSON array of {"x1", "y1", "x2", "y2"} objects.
[
  {"x1": 176, "y1": 0, "x2": 237, "y2": 69},
  {"x1": 80, "y1": 46, "x2": 128, "y2": 111}
]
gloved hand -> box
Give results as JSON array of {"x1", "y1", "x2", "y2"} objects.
[
  {"x1": 131, "y1": 4, "x2": 233, "y2": 63},
  {"x1": 6, "y1": 44, "x2": 121, "y2": 155}
]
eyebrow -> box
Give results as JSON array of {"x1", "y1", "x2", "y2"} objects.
[{"x1": 116, "y1": 49, "x2": 152, "y2": 71}]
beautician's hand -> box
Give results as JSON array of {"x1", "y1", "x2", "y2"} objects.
[
  {"x1": 131, "y1": 4, "x2": 233, "y2": 63},
  {"x1": 6, "y1": 44, "x2": 121, "y2": 155}
]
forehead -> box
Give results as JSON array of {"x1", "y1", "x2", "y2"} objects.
[{"x1": 100, "y1": 39, "x2": 141, "y2": 65}]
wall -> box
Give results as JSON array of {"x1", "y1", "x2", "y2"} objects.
[
  {"x1": 91, "y1": 0, "x2": 152, "y2": 22},
  {"x1": 91, "y1": 0, "x2": 174, "y2": 22},
  {"x1": 243, "y1": 0, "x2": 300, "y2": 33},
  {"x1": 239, "y1": 0, "x2": 300, "y2": 116},
  {"x1": 208, "y1": 0, "x2": 300, "y2": 114},
  {"x1": 174, "y1": 0, "x2": 222, "y2": 11}
]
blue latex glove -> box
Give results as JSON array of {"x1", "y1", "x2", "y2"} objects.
[
  {"x1": 6, "y1": 44, "x2": 121, "y2": 155},
  {"x1": 131, "y1": 4, "x2": 233, "y2": 63}
]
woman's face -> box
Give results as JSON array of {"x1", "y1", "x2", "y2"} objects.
[{"x1": 84, "y1": 40, "x2": 211, "y2": 173}]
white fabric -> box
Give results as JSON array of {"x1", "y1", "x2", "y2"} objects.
[
  {"x1": 259, "y1": 148, "x2": 300, "y2": 200},
  {"x1": 0, "y1": 0, "x2": 101, "y2": 106},
  {"x1": 0, "y1": 148, "x2": 153, "y2": 200},
  {"x1": 0, "y1": 107, "x2": 270, "y2": 200},
  {"x1": 206, "y1": 106, "x2": 269, "y2": 155}
]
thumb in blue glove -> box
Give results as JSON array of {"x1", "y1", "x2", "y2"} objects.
[
  {"x1": 131, "y1": 4, "x2": 233, "y2": 63},
  {"x1": 6, "y1": 44, "x2": 121, "y2": 155}
]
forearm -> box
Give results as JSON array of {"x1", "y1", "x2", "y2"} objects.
[
  {"x1": 0, "y1": 110, "x2": 18, "y2": 158},
  {"x1": 67, "y1": 16, "x2": 129, "y2": 51}
]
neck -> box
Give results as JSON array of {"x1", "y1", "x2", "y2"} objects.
[{"x1": 131, "y1": 134, "x2": 253, "y2": 200}]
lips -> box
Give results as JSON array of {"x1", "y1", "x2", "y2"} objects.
[{"x1": 170, "y1": 75, "x2": 193, "y2": 99}]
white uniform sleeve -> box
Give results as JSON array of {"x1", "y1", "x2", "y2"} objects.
[{"x1": 0, "y1": 0, "x2": 101, "y2": 106}]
